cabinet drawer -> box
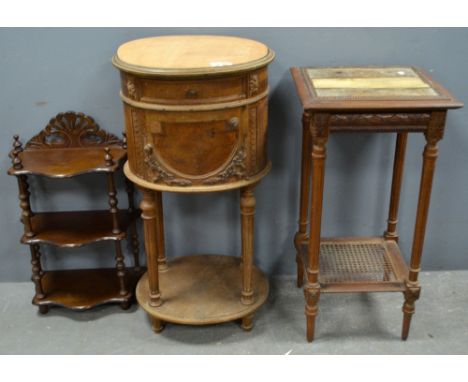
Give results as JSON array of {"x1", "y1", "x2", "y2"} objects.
[{"x1": 123, "y1": 75, "x2": 247, "y2": 105}]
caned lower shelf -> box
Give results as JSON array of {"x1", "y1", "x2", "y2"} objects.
[
  {"x1": 136, "y1": 255, "x2": 269, "y2": 325},
  {"x1": 33, "y1": 267, "x2": 144, "y2": 310},
  {"x1": 21, "y1": 210, "x2": 136, "y2": 247},
  {"x1": 300, "y1": 237, "x2": 408, "y2": 293}
]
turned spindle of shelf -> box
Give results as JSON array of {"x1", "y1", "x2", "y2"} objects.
[{"x1": 11, "y1": 135, "x2": 24, "y2": 170}]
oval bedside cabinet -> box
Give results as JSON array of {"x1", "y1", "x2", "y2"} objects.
[{"x1": 113, "y1": 35, "x2": 275, "y2": 333}]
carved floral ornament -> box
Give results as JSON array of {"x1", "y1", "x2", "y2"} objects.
[
  {"x1": 329, "y1": 113, "x2": 431, "y2": 126},
  {"x1": 249, "y1": 74, "x2": 259, "y2": 96},
  {"x1": 143, "y1": 143, "x2": 249, "y2": 186},
  {"x1": 126, "y1": 79, "x2": 137, "y2": 99},
  {"x1": 25, "y1": 112, "x2": 122, "y2": 149}
]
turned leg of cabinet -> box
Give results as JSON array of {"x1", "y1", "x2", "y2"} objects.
[
  {"x1": 125, "y1": 179, "x2": 140, "y2": 271},
  {"x1": 294, "y1": 113, "x2": 312, "y2": 288},
  {"x1": 402, "y1": 112, "x2": 445, "y2": 340},
  {"x1": 154, "y1": 191, "x2": 167, "y2": 271},
  {"x1": 139, "y1": 188, "x2": 162, "y2": 307},
  {"x1": 305, "y1": 116, "x2": 328, "y2": 343},
  {"x1": 384, "y1": 132, "x2": 408, "y2": 242},
  {"x1": 240, "y1": 185, "x2": 256, "y2": 306}
]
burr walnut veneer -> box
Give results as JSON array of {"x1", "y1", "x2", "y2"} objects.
[
  {"x1": 113, "y1": 35, "x2": 274, "y2": 332},
  {"x1": 291, "y1": 66, "x2": 463, "y2": 342}
]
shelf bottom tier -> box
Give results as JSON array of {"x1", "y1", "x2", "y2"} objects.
[
  {"x1": 136, "y1": 254, "x2": 269, "y2": 326},
  {"x1": 300, "y1": 237, "x2": 408, "y2": 293},
  {"x1": 33, "y1": 267, "x2": 144, "y2": 310}
]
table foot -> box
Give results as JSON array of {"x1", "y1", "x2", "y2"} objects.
[
  {"x1": 305, "y1": 285, "x2": 320, "y2": 343},
  {"x1": 401, "y1": 284, "x2": 420, "y2": 340}
]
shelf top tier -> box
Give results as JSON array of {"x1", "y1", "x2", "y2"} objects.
[
  {"x1": 112, "y1": 35, "x2": 275, "y2": 76},
  {"x1": 8, "y1": 111, "x2": 126, "y2": 177},
  {"x1": 9, "y1": 147, "x2": 126, "y2": 177},
  {"x1": 291, "y1": 66, "x2": 463, "y2": 111}
]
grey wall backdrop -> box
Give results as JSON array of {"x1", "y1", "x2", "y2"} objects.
[{"x1": 1, "y1": 28, "x2": 467, "y2": 282}]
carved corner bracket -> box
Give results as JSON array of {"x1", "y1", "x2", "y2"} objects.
[
  {"x1": 425, "y1": 111, "x2": 447, "y2": 145},
  {"x1": 203, "y1": 146, "x2": 249, "y2": 185},
  {"x1": 143, "y1": 144, "x2": 192, "y2": 187}
]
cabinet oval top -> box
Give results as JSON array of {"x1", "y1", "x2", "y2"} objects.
[{"x1": 112, "y1": 35, "x2": 275, "y2": 76}]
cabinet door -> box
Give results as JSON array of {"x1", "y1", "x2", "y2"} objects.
[{"x1": 133, "y1": 107, "x2": 247, "y2": 186}]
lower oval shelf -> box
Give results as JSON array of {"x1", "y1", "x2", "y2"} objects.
[{"x1": 136, "y1": 254, "x2": 269, "y2": 325}]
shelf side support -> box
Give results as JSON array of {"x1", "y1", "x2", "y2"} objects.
[
  {"x1": 106, "y1": 172, "x2": 121, "y2": 235},
  {"x1": 17, "y1": 175, "x2": 34, "y2": 238},
  {"x1": 114, "y1": 241, "x2": 128, "y2": 296},
  {"x1": 30, "y1": 244, "x2": 45, "y2": 299}
]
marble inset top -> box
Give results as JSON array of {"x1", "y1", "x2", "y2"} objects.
[
  {"x1": 113, "y1": 35, "x2": 275, "y2": 76},
  {"x1": 307, "y1": 67, "x2": 439, "y2": 98},
  {"x1": 291, "y1": 66, "x2": 462, "y2": 111}
]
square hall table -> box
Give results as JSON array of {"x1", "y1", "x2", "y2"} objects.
[{"x1": 290, "y1": 66, "x2": 463, "y2": 342}]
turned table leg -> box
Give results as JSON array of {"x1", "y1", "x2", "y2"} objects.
[
  {"x1": 402, "y1": 111, "x2": 446, "y2": 340},
  {"x1": 139, "y1": 188, "x2": 162, "y2": 308},
  {"x1": 305, "y1": 114, "x2": 329, "y2": 343},
  {"x1": 384, "y1": 132, "x2": 408, "y2": 242},
  {"x1": 294, "y1": 113, "x2": 312, "y2": 288}
]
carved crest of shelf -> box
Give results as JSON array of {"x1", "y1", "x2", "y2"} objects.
[{"x1": 25, "y1": 112, "x2": 122, "y2": 149}]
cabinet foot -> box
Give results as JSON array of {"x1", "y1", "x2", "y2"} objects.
[
  {"x1": 150, "y1": 317, "x2": 165, "y2": 333},
  {"x1": 241, "y1": 314, "x2": 254, "y2": 331}
]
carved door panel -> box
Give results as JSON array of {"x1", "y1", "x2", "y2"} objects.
[{"x1": 143, "y1": 108, "x2": 245, "y2": 185}]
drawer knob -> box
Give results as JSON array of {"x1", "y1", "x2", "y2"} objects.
[
  {"x1": 226, "y1": 117, "x2": 239, "y2": 131},
  {"x1": 185, "y1": 89, "x2": 198, "y2": 98}
]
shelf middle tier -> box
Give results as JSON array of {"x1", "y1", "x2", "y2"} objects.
[{"x1": 21, "y1": 210, "x2": 136, "y2": 247}]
